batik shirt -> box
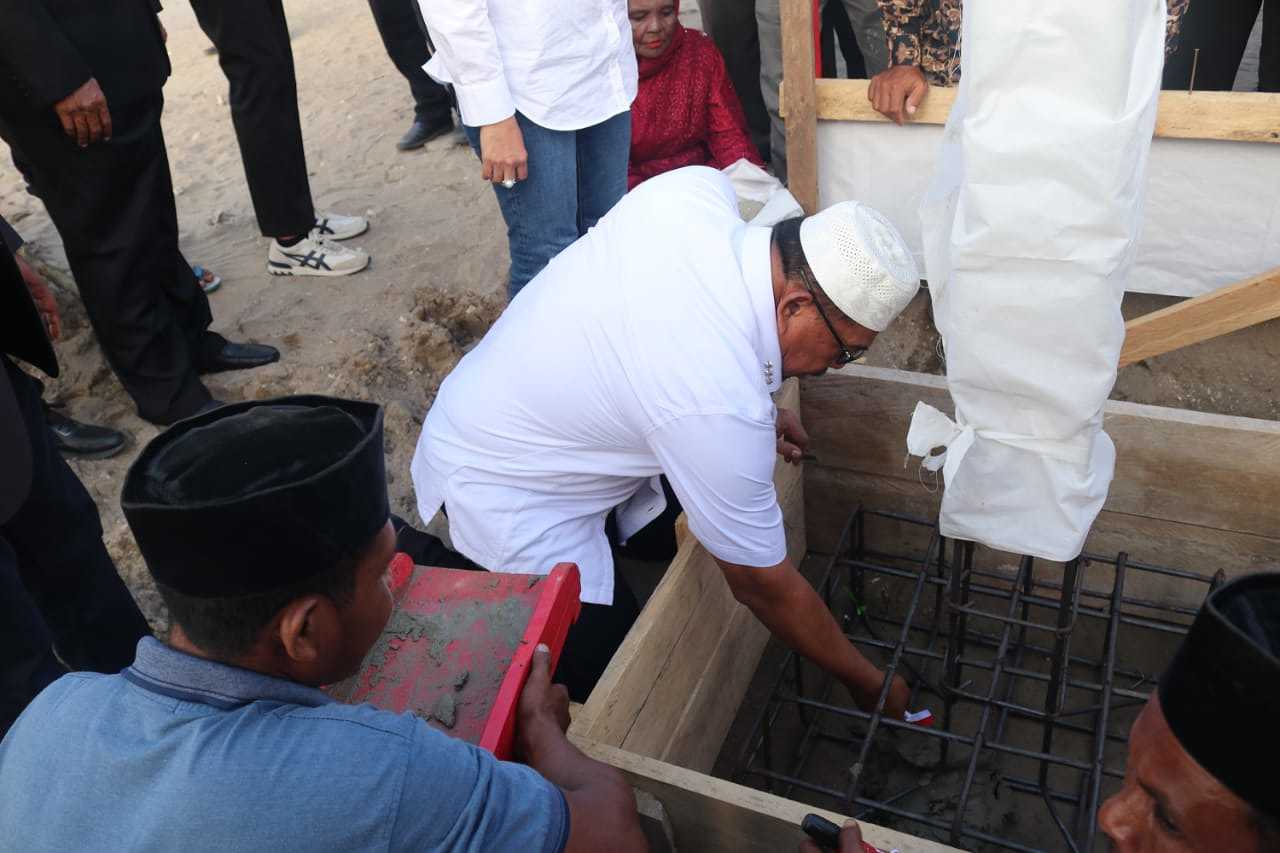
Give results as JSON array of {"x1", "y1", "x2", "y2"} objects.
[{"x1": 877, "y1": 0, "x2": 1193, "y2": 87}]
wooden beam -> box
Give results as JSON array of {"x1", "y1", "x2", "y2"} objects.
[
  {"x1": 1120, "y1": 267, "x2": 1280, "y2": 366},
  {"x1": 780, "y1": 0, "x2": 819, "y2": 212},
  {"x1": 575, "y1": 736, "x2": 964, "y2": 853},
  {"x1": 573, "y1": 381, "x2": 806, "y2": 772},
  {"x1": 789, "y1": 78, "x2": 1280, "y2": 144},
  {"x1": 804, "y1": 465, "x2": 1280, "y2": 610},
  {"x1": 800, "y1": 367, "x2": 1280, "y2": 592},
  {"x1": 799, "y1": 366, "x2": 1280, "y2": 541}
]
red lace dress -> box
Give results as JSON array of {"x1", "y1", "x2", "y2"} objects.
[{"x1": 628, "y1": 19, "x2": 764, "y2": 190}]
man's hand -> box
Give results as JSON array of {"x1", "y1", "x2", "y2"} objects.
[
  {"x1": 54, "y1": 78, "x2": 112, "y2": 148},
  {"x1": 515, "y1": 644, "x2": 570, "y2": 763},
  {"x1": 799, "y1": 820, "x2": 870, "y2": 853},
  {"x1": 512, "y1": 644, "x2": 648, "y2": 853},
  {"x1": 15, "y1": 254, "x2": 61, "y2": 342},
  {"x1": 719, "y1": 555, "x2": 912, "y2": 721},
  {"x1": 776, "y1": 407, "x2": 810, "y2": 464},
  {"x1": 158, "y1": 19, "x2": 168, "y2": 42},
  {"x1": 867, "y1": 65, "x2": 928, "y2": 125},
  {"x1": 478, "y1": 116, "x2": 528, "y2": 186}
]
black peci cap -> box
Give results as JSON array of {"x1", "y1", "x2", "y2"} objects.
[
  {"x1": 121, "y1": 396, "x2": 390, "y2": 598},
  {"x1": 1158, "y1": 572, "x2": 1280, "y2": 819}
]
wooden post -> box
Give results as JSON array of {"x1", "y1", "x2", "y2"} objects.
[
  {"x1": 1120, "y1": 267, "x2": 1280, "y2": 366},
  {"x1": 780, "y1": 0, "x2": 819, "y2": 213}
]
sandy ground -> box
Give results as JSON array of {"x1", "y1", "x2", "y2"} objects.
[
  {"x1": 1, "y1": 1, "x2": 1273, "y2": 633},
  {"x1": 1, "y1": 1, "x2": 518, "y2": 632}
]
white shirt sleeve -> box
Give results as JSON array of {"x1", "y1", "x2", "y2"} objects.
[
  {"x1": 646, "y1": 413, "x2": 787, "y2": 568},
  {"x1": 417, "y1": 0, "x2": 515, "y2": 127}
]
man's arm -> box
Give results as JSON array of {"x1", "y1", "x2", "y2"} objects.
[
  {"x1": 517, "y1": 646, "x2": 647, "y2": 853},
  {"x1": 877, "y1": 0, "x2": 928, "y2": 71},
  {"x1": 0, "y1": 1, "x2": 93, "y2": 108},
  {"x1": 416, "y1": 0, "x2": 526, "y2": 183},
  {"x1": 648, "y1": 412, "x2": 909, "y2": 719},
  {"x1": 716, "y1": 555, "x2": 910, "y2": 719},
  {"x1": 867, "y1": 0, "x2": 929, "y2": 124},
  {"x1": 397, "y1": 645, "x2": 644, "y2": 852}
]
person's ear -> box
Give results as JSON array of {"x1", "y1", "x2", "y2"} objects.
[
  {"x1": 776, "y1": 286, "x2": 812, "y2": 327},
  {"x1": 277, "y1": 595, "x2": 334, "y2": 664}
]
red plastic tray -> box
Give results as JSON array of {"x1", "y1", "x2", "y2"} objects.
[{"x1": 329, "y1": 554, "x2": 581, "y2": 759}]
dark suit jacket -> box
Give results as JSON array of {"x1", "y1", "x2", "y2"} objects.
[
  {"x1": 0, "y1": 215, "x2": 53, "y2": 523},
  {"x1": 0, "y1": 0, "x2": 170, "y2": 113}
]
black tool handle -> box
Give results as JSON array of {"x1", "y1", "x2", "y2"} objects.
[{"x1": 801, "y1": 813, "x2": 843, "y2": 850}]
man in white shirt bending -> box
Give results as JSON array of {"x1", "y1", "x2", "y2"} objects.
[
  {"x1": 412, "y1": 166, "x2": 921, "y2": 717},
  {"x1": 419, "y1": 0, "x2": 638, "y2": 298}
]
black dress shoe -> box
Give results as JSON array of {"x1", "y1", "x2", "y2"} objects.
[
  {"x1": 397, "y1": 114, "x2": 454, "y2": 151},
  {"x1": 199, "y1": 341, "x2": 280, "y2": 375},
  {"x1": 43, "y1": 406, "x2": 128, "y2": 459}
]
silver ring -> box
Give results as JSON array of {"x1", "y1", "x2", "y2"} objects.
[{"x1": 501, "y1": 178, "x2": 516, "y2": 189}]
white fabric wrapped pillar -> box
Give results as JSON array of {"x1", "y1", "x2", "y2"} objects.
[{"x1": 907, "y1": 1, "x2": 1166, "y2": 561}]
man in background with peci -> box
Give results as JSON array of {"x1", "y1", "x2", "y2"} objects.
[{"x1": 0, "y1": 396, "x2": 646, "y2": 853}]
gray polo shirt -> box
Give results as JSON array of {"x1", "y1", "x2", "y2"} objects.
[{"x1": 0, "y1": 638, "x2": 569, "y2": 852}]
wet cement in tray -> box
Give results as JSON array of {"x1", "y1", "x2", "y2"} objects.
[{"x1": 335, "y1": 569, "x2": 540, "y2": 742}]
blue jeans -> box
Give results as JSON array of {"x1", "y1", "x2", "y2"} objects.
[{"x1": 465, "y1": 111, "x2": 631, "y2": 298}]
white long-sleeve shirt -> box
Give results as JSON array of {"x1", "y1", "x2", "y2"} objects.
[
  {"x1": 418, "y1": 0, "x2": 638, "y2": 131},
  {"x1": 411, "y1": 168, "x2": 787, "y2": 605}
]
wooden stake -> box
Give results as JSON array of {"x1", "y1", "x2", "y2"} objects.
[
  {"x1": 780, "y1": 0, "x2": 819, "y2": 213},
  {"x1": 1120, "y1": 267, "x2": 1280, "y2": 367}
]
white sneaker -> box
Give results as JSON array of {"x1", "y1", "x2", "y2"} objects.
[
  {"x1": 311, "y1": 211, "x2": 368, "y2": 241},
  {"x1": 267, "y1": 235, "x2": 370, "y2": 277}
]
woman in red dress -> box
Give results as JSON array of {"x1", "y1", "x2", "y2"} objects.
[{"x1": 627, "y1": 0, "x2": 766, "y2": 189}]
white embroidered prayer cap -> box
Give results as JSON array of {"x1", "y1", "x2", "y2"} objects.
[{"x1": 799, "y1": 202, "x2": 920, "y2": 332}]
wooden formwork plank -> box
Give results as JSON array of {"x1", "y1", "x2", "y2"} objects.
[
  {"x1": 575, "y1": 736, "x2": 964, "y2": 853},
  {"x1": 780, "y1": 0, "x2": 818, "y2": 212},
  {"x1": 573, "y1": 381, "x2": 805, "y2": 763},
  {"x1": 801, "y1": 366, "x2": 1280, "y2": 541},
  {"x1": 785, "y1": 78, "x2": 1280, "y2": 144},
  {"x1": 1120, "y1": 267, "x2": 1280, "y2": 366},
  {"x1": 652, "y1": 460, "x2": 805, "y2": 772},
  {"x1": 617, "y1": 541, "x2": 741, "y2": 759},
  {"x1": 572, "y1": 517, "x2": 726, "y2": 746},
  {"x1": 804, "y1": 466, "x2": 1280, "y2": 600}
]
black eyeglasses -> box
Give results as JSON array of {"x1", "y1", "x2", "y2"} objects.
[{"x1": 799, "y1": 266, "x2": 866, "y2": 366}]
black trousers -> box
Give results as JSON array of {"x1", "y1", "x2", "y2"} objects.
[
  {"x1": 0, "y1": 358, "x2": 151, "y2": 737},
  {"x1": 190, "y1": 0, "x2": 316, "y2": 238},
  {"x1": 367, "y1": 0, "x2": 453, "y2": 123},
  {"x1": 1164, "y1": 0, "x2": 1278, "y2": 91},
  {"x1": 0, "y1": 97, "x2": 214, "y2": 424},
  {"x1": 551, "y1": 481, "x2": 684, "y2": 702},
  {"x1": 698, "y1": 0, "x2": 771, "y2": 162}
]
